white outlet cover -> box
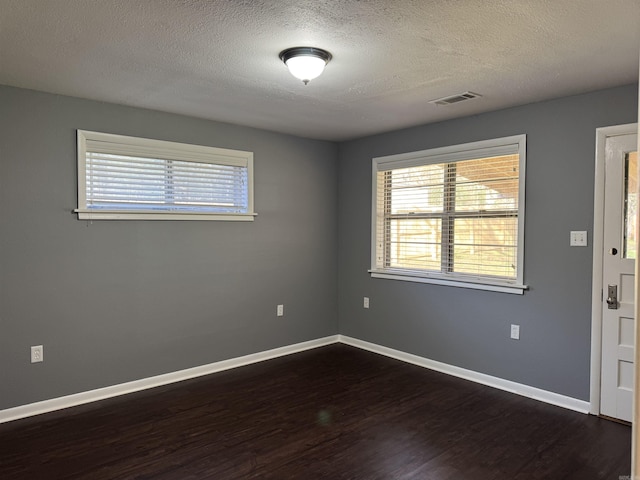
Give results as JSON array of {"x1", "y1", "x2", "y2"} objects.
[
  {"x1": 31, "y1": 345, "x2": 43, "y2": 363},
  {"x1": 363, "y1": 297, "x2": 370, "y2": 308},
  {"x1": 277, "y1": 304, "x2": 284, "y2": 316}
]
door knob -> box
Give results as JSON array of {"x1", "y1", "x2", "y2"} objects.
[{"x1": 606, "y1": 284, "x2": 619, "y2": 309}]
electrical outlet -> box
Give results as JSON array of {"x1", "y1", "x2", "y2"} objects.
[
  {"x1": 277, "y1": 304, "x2": 284, "y2": 317},
  {"x1": 363, "y1": 297, "x2": 370, "y2": 309},
  {"x1": 510, "y1": 324, "x2": 520, "y2": 340},
  {"x1": 31, "y1": 345, "x2": 43, "y2": 363}
]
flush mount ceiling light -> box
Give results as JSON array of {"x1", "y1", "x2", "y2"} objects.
[{"x1": 279, "y1": 47, "x2": 332, "y2": 85}]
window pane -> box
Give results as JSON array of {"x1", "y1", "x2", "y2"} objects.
[
  {"x1": 86, "y1": 153, "x2": 167, "y2": 208},
  {"x1": 388, "y1": 165, "x2": 445, "y2": 214},
  {"x1": 454, "y1": 155, "x2": 519, "y2": 212},
  {"x1": 388, "y1": 218, "x2": 442, "y2": 271},
  {"x1": 624, "y1": 151, "x2": 638, "y2": 259},
  {"x1": 452, "y1": 217, "x2": 517, "y2": 278},
  {"x1": 172, "y1": 161, "x2": 248, "y2": 211},
  {"x1": 85, "y1": 153, "x2": 248, "y2": 213}
]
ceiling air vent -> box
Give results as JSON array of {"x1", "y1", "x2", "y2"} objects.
[{"x1": 429, "y1": 91, "x2": 482, "y2": 106}]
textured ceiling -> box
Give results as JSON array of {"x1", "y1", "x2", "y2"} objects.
[{"x1": 0, "y1": 0, "x2": 638, "y2": 141}]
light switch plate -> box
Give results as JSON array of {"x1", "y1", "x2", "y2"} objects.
[
  {"x1": 510, "y1": 324, "x2": 520, "y2": 340},
  {"x1": 570, "y1": 231, "x2": 587, "y2": 247}
]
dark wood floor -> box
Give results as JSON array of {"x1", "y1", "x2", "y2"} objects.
[{"x1": 0, "y1": 344, "x2": 631, "y2": 479}]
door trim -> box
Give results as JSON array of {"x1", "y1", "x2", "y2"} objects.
[{"x1": 590, "y1": 123, "x2": 638, "y2": 415}]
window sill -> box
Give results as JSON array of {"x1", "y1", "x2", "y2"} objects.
[
  {"x1": 74, "y1": 210, "x2": 257, "y2": 221},
  {"x1": 369, "y1": 269, "x2": 528, "y2": 295}
]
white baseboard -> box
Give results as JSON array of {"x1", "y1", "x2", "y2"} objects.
[
  {"x1": 0, "y1": 333, "x2": 590, "y2": 424},
  {"x1": 0, "y1": 335, "x2": 340, "y2": 424},
  {"x1": 338, "y1": 335, "x2": 591, "y2": 414}
]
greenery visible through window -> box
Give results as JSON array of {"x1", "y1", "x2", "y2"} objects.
[{"x1": 371, "y1": 135, "x2": 526, "y2": 293}]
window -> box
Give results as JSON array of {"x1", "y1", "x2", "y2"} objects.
[
  {"x1": 76, "y1": 130, "x2": 255, "y2": 221},
  {"x1": 624, "y1": 151, "x2": 638, "y2": 258},
  {"x1": 371, "y1": 135, "x2": 527, "y2": 294}
]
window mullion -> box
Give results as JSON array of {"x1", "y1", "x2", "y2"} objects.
[
  {"x1": 442, "y1": 163, "x2": 456, "y2": 273},
  {"x1": 165, "y1": 160, "x2": 175, "y2": 206},
  {"x1": 383, "y1": 171, "x2": 392, "y2": 268}
]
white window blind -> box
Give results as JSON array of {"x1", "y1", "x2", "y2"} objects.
[
  {"x1": 76, "y1": 130, "x2": 255, "y2": 221},
  {"x1": 371, "y1": 135, "x2": 527, "y2": 294}
]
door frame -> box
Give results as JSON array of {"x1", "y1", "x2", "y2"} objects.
[{"x1": 590, "y1": 122, "x2": 638, "y2": 415}]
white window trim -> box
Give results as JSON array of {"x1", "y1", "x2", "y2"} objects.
[
  {"x1": 75, "y1": 130, "x2": 255, "y2": 221},
  {"x1": 370, "y1": 135, "x2": 528, "y2": 295}
]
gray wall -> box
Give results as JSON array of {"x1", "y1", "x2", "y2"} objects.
[
  {"x1": 0, "y1": 86, "x2": 338, "y2": 410},
  {"x1": 2, "y1": 83, "x2": 637, "y2": 412},
  {"x1": 338, "y1": 84, "x2": 638, "y2": 401}
]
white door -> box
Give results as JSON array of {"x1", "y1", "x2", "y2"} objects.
[{"x1": 601, "y1": 132, "x2": 638, "y2": 422}]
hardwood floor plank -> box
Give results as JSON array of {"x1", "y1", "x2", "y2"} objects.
[{"x1": 0, "y1": 344, "x2": 631, "y2": 479}]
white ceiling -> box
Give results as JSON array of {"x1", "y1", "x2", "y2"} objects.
[{"x1": 1, "y1": 0, "x2": 638, "y2": 141}]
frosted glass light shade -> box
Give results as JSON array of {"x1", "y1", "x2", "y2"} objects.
[
  {"x1": 285, "y1": 56, "x2": 326, "y2": 84},
  {"x1": 279, "y1": 47, "x2": 332, "y2": 85}
]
